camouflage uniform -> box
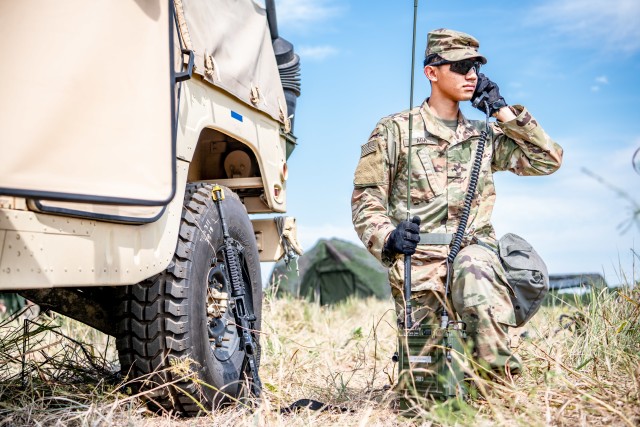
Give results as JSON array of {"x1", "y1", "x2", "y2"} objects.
[{"x1": 351, "y1": 30, "x2": 563, "y2": 372}]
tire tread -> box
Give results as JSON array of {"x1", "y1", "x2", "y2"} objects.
[{"x1": 116, "y1": 184, "x2": 261, "y2": 416}]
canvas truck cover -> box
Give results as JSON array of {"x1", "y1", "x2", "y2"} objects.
[
  {"x1": 0, "y1": 1, "x2": 174, "y2": 205},
  {"x1": 176, "y1": 0, "x2": 287, "y2": 123},
  {"x1": 0, "y1": 0, "x2": 286, "y2": 205}
]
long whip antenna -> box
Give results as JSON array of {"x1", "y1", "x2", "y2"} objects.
[{"x1": 404, "y1": 0, "x2": 419, "y2": 330}]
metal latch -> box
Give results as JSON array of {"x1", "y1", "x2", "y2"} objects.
[{"x1": 175, "y1": 49, "x2": 194, "y2": 82}]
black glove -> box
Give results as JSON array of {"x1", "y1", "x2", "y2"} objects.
[
  {"x1": 471, "y1": 73, "x2": 508, "y2": 117},
  {"x1": 383, "y1": 216, "x2": 421, "y2": 256}
]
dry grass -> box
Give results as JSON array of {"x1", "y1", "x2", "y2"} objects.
[{"x1": 0, "y1": 284, "x2": 638, "y2": 426}]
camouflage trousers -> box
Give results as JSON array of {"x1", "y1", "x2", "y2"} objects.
[{"x1": 391, "y1": 244, "x2": 521, "y2": 373}]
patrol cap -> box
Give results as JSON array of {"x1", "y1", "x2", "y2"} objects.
[{"x1": 425, "y1": 28, "x2": 487, "y2": 65}]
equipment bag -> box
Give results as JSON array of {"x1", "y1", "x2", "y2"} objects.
[{"x1": 498, "y1": 233, "x2": 549, "y2": 327}]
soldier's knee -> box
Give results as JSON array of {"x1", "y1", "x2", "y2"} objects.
[{"x1": 453, "y1": 244, "x2": 495, "y2": 272}]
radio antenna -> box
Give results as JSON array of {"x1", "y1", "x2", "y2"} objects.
[{"x1": 404, "y1": 0, "x2": 419, "y2": 329}]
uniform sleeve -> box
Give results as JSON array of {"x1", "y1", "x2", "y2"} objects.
[
  {"x1": 491, "y1": 105, "x2": 563, "y2": 175},
  {"x1": 351, "y1": 121, "x2": 397, "y2": 266}
]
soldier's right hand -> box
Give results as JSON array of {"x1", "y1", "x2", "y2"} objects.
[
  {"x1": 384, "y1": 216, "x2": 421, "y2": 256},
  {"x1": 471, "y1": 73, "x2": 507, "y2": 116}
]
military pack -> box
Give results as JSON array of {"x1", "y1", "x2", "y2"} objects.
[{"x1": 498, "y1": 233, "x2": 549, "y2": 327}]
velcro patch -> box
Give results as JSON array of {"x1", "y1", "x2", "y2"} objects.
[{"x1": 360, "y1": 141, "x2": 377, "y2": 157}]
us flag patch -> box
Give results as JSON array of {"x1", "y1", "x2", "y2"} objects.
[{"x1": 360, "y1": 141, "x2": 377, "y2": 157}]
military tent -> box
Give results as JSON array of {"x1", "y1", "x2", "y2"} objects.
[{"x1": 270, "y1": 238, "x2": 390, "y2": 304}]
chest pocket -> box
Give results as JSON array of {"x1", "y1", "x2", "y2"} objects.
[{"x1": 410, "y1": 147, "x2": 444, "y2": 201}]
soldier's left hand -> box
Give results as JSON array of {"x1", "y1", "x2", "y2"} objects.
[{"x1": 384, "y1": 216, "x2": 421, "y2": 256}]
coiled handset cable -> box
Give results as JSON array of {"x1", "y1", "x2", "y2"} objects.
[{"x1": 441, "y1": 96, "x2": 491, "y2": 327}]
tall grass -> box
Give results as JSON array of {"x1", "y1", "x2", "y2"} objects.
[{"x1": 0, "y1": 283, "x2": 638, "y2": 426}]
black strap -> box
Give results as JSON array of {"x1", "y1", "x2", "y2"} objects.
[{"x1": 279, "y1": 399, "x2": 352, "y2": 414}]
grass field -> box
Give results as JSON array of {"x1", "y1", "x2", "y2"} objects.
[{"x1": 0, "y1": 284, "x2": 638, "y2": 426}]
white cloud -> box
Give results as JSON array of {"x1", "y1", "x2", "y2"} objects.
[
  {"x1": 298, "y1": 45, "x2": 339, "y2": 61},
  {"x1": 276, "y1": 0, "x2": 345, "y2": 32},
  {"x1": 591, "y1": 75, "x2": 609, "y2": 92},
  {"x1": 506, "y1": 81, "x2": 528, "y2": 99},
  {"x1": 532, "y1": 0, "x2": 640, "y2": 54}
]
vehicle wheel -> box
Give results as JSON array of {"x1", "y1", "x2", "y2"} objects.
[{"x1": 116, "y1": 184, "x2": 262, "y2": 416}]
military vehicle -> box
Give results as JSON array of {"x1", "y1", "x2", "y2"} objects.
[{"x1": 0, "y1": 0, "x2": 302, "y2": 415}]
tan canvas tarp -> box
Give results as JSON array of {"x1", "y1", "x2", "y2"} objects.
[
  {"x1": 0, "y1": 1, "x2": 174, "y2": 205},
  {"x1": 179, "y1": 0, "x2": 287, "y2": 123}
]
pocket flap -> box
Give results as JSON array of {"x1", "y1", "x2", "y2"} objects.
[
  {"x1": 499, "y1": 233, "x2": 545, "y2": 271},
  {"x1": 499, "y1": 233, "x2": 532, "y2": 258}
]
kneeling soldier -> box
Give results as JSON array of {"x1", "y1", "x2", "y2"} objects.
[{"x1": 351, "y1": 28, "x2": 563, "y2": 378}]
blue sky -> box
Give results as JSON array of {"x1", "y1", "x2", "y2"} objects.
[{"x1": 266, "y1": 0, "x2": 640, "y2": 286}]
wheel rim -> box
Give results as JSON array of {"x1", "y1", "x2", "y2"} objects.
[{"x1": 206, "y1": 253, "x2": 241, "y2": 362}]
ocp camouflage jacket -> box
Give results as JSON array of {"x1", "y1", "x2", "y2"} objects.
[{"x1": 351, "y1": 100, "x2": 563, "y2": 293}]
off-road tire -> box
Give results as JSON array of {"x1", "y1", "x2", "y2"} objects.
[{"x1": 116, "y1": 184, "x2": 262, "y2": 416}]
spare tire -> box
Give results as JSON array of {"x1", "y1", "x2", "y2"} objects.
[{"x1": 116, "y1": 184, "x2": 262, "y2": 416}]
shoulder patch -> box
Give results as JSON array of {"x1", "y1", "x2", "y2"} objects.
[{"x1": 360, "y1": 141, "x2": 377, "y2": 157}]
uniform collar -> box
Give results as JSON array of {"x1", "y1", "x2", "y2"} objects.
[{"x1": 419, "y1": 99, "x2": 482, "y2": 145}]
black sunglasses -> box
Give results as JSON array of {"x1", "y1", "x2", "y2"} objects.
[{"x1": 428, "y1": 58, "x2": 482, "y2": 75}]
